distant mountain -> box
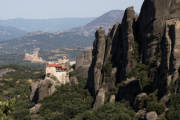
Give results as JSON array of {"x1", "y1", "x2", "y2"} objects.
[
  {"x1": 67, "y1": 10, "x2": 124, "y2": 36},
  {"x1": 0, "y1": 26, "x2": 27, "y2": 41},
  {"x1": 0, "y1": 18, "x2": 95, "y2": 33},
  {"x1": 0, "y1": 10, "x2": 125, "y2": 57}
]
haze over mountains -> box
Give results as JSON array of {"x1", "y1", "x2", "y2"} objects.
[
  {"x1": 0, "y1": 10, "x2": 125, "y2": 55},
  {"x1": 0, "y1": 26, "x2": 27, "y2": 42},
  {"x1": 0, "y1": 18, "x2": 95, "y2": 33}
]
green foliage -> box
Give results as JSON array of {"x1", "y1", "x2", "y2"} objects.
[
  {"x1": 166, "y1": 94, "x2": 180, "y2": 120},
  {"x1": 0, "y1": 98, "x2": 16, "y2": 120},
  {"x1": 72, "y1": 102, "x2": 137, "y2": 120},
  {"x1": 39, "y1": 77, "x2": 93, "y2": 120},
  {"x1": 128, "y1": 63, "x2": 152, "y2": 91},
  {"x1": 145, "y1": 92, "x2": 165, "y2": 115},
  {"x1": 103, "y1": 63, "x2": 112, "y2": 76},
  {"x1": 0, "y1": 65, "x2": 44, "y2": 119},
  {"x1": 146, "y1": 102, "x2": 165, "y2": 115}
]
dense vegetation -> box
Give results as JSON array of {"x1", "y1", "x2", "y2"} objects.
[
  {"x1": 0, "y1": 64, "x2": 180, "y2": 120},
  {"x1": 0, "y1": 65, "x2": 44, "y2": 120}
]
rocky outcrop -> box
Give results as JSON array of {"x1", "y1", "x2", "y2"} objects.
[
  {"x1": 136, "y1": 0, "x2": 180, "y2": 64},
  {"x1": 75, "y1": 49, "x2": 92, "y2": 78},
  {"x1": 87, "y1": 7, "x2": 137, "y2": 107},
  {"x1": 29, "y1": 103, "x2": 42, "y2": 114},
  {"x1": 146, "y1": 111, "x2": 158, "y2": 120},
  {"x1": 88, "y1": 27, "x2": 106, "y2": 96},
  {"x1": 87, "y1": 0, "x2": 180, "y2": 110},
  {"x1": 93, "y1": 88, "x2": 105, "y2": 109},
  {"x1": 76, "y1": 49, "x2": 92, "y2": 70},
  {"x1": 30, "y1": 74, "x2": 67, "y2": 103}
]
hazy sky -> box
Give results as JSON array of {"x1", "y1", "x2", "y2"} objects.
[{"x1": 0, "y1": 0, "x2": 143, "y2": 19}]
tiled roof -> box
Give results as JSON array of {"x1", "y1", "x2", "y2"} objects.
[{"x1": 47, "y1": 64, "x2": 67, "y2": 70}]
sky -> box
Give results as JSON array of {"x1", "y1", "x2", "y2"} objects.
[{"x1": 0, "y1": 0, "x2": 143, "y2": 19}]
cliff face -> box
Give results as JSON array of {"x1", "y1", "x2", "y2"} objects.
[
  {"x1": 75, "y1": 49, "x2": 92, "y2": 78},
  {"x1": 87, "y1": 0, "x2": 180, "y2": 109}
]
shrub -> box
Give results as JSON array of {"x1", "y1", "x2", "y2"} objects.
[
  {"x1": 72, "y1": 102, "x2": 137, "y2": 120},
  {"x1": 146, "y1": 102, "x2": 165, "y2": 115},
  {"x1": 39, "y1": 77, "x2": 93, "y2": 120}
]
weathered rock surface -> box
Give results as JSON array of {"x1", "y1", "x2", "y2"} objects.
[
  {"x1": 93, "y1": 88, "x2": 105, "y2": 110},
  {"x1": 136, "y1": 109, "x2": 146, "y2": 120},
  {"x1": 30, "y1": 81, "x2": 40, "y2": 102},
  {"x1": 86, "y1": 0, "x2": 180, "y2": 109},
  {"x1": 137, "y1": 0, "x2": 180, "y2": 64},
  {"x1": 30, "y1": 75, "x2": 63, "y2": 103},
  {"x1": 88, "y1": 27, "x2": 106, "y2": 95},
  {"x1": 29, "y1": 103, "x2": 42, "y2": 114},
  {"x1": 76, "y1": 49, "x2": 92, "y2": 70},
  {"x1": 109, "y1": 95, "x2": 115, "y2": 103},
  {"x1": 146, "y1": 111, "x2": 158, "y2": 120},
  {"x1": 75, "y1": 49, "x2": 92, "y2": 78}
]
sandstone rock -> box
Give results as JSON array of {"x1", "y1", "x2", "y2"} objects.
[
  {"x1": 93, "y1": 88, "x2": 105, "y2": 109},
  {"x1": 76, "y1": 49, "x2": 92, "y2": 70},
  {"x1": 75, "y1": 49, "x2": 92, "y2": 78},
  {"x1": 134, "y1": 93, "x2": 148, "y2": 109},
  {"x1": 109, "y1": 95, "x2": 115, "y2": 103},
  {"x1": 30, "y1": 81, "x2": 39, "y2": 102},
  {"x1": 37, "y1": 79, "x2": 55, "y2": 101},
  {"x1": 88, "y1": 27, "x2": 106, "y2": 95},
  {"x1": 146, "y1": 111, "x2": 158, "y2": 120},
  {"x1": 112, "y1": 7, "x2": 136, "y2": 83},
  {"x1": 136, "y1": 109, "x2": 146, "y2": 120},
  {"x1": 157, "y1": 19, "x2": 180, "y2": 96},
  {"x1": 136, "y1": 93, "x2": 148, "y2": 101},
  {"x1": 29, "y1": 103, "x2": 41, "y2": 114},
  {"x1": 137, "y1": 0, "x2": 180, "y2": 64},
  {"x1": 30, "y1": 77, "x2": 57, "y2": 103},
  {"x1": 86, "y1": 0, "x2": 180, "y2": 110}
]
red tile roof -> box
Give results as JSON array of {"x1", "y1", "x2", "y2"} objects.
[{"x1": 47, "y1": 64, "x2": 67, "y2": 70}]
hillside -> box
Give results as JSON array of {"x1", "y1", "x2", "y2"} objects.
[
  {"x1": 0, "y1": 26, "x2": 27, "y2": 41},
  {"x1": 0, "y1": 10, "x2": 125, "y2": 64},
  {"x1": 68, "y1": 10, "x2": 124, "y2": 36},
  {"x1": 1, "y1": 0, "x2": 180, "y2": 120}
]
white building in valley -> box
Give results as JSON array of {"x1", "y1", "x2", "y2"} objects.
[{"x1": 45, "y1": 56, "x2": 70, "y2": 85}]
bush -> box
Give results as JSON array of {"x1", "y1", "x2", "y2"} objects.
[
  {"x1": 146, "y1": 102, "x2": 165, "y2": 115},
  {"x1": 127, "y1": 63, "x2": 152, "y2": 91},
  {"x1": 103, "y1": 63, "x2": 112, "y2": 75},
  {"x1": 166, "y1": 94, "x2": 180, "y2": 120},
  {"x1": 39, "y1": 77, "x2": 93, "y2": 120},
  {"x1": 72, "y1": 102, "x2": 137, "y2": 120}
]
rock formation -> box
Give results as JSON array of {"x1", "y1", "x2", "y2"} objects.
[
  {"x1": 75, "y1": 49, "x2": 92, "y2": 78},
  {"x1": 88, "y1": 27, "x2": 106, "y2": 96},
  {"x1": 87, "y1": 0, "x2": 180, "y2": 110}
]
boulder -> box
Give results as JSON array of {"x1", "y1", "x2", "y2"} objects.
[
  {"x1": 134, "y1": 93, "x2": 148, "y2": 109},
  {"x1": 30, "y1": 81, "x2": 39, "y2": 102},
  {"x1": 29, "y1": 103, "x2": 42, "y2": 114},
  {"x1": 146, "y1": 111, "x2": 158, "y2": 120},
  {"x1": 93, "y1": 88, "x2": 105, "y2": 109},
  {"x1": 109, "y1": 95, "x2": 115, "y2": 103},
  {"x1": 136, "y1": 109, "x2": 146, "y2": 120}
]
